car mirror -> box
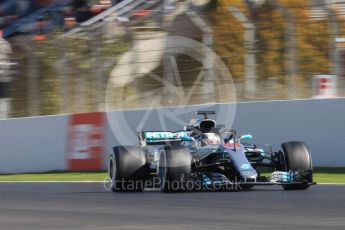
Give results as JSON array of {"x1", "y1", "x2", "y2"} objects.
[
  {"x1": 240, "y1": 134, "x2": 253, "y2": 141},
  {"x1": 181, "y1": 136, "x2": 194, "y2": 141}
]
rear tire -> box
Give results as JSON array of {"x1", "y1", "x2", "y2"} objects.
[
  {"x1": 159, "y1": 145, "x2": 192, "y2": 193},
  {"x1": 109, "y1": 146, "x2": 148, "y2": 192},
  {"x1": 281, "y1": 141, "x2": 313, "y2": 191}
]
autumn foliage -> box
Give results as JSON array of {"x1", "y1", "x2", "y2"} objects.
[{"x1": 212, "y1": 0, "x2": 336, "y2": 80}]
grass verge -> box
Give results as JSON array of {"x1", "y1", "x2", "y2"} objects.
[
  {"x1": 312, "y1": 167, "x2": 345, "y2": 183},
  {"x1": 0, "y1": 168, "x2": 344, "y2": 183},
  {"x1": 0, "y1": 171, "x2": 107, "y2": 182}
]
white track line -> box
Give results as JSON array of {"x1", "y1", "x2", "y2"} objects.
[
  {"x1": 0, "y1": 181, "x2": 103, "y2": 183},
  {"x1": 317, "y1": 183, "x2": 345, "y2": 185},
  {"x1": 0, "y1": 181, "x2": 344, "y2": 185}
]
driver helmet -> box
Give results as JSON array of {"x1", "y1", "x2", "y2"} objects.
[{"x1": 200, "y1": 133, "x2": 222, "y2": 146}]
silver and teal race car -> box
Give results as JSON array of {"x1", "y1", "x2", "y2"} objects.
[{"x1": 108, "y1": 111, "x2": 315, "y2": 192}]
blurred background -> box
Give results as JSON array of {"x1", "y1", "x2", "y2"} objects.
[{"x1": 0, "y1": 0, "x2": 344, "y2": 118}]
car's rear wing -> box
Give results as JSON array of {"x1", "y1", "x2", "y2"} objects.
[{"x1": 139, "y1": 131, "x2": 191, "y2": 145}]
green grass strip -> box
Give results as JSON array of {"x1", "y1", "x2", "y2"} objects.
[
  {"x1": 0, "y1": 167, "x2": 343, "y2": 183},
  {"x1": 0, "y1": 171, "x2": 107, "y2": 182}
]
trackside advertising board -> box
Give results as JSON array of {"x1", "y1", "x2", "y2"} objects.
[
  {"x1": 66, "y1": 112, "x2": 105, "y2": 171},
  {"x1": 312, "y1": 75, "x2": 337, "y2": 98}
]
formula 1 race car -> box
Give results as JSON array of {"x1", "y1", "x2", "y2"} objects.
[{"x1": 108, "y1": 111, "x2": 315, "y2": 192}]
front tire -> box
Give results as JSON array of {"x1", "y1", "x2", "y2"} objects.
[{"x1": 281, "y1": 141, "x2": 313, "y2": 190}]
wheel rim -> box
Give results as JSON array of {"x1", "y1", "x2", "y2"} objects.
[
  {"x1": 109, "y1": 159, "x2": 113, "y2": 180},
  {"x1": 159, "y1": 152, "x2": 167, "y2": 190},
  {"x1": 109, "y1": 157, "x2": 116, "y2": 183}
]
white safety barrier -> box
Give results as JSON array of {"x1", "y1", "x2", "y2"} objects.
[
  {"x1": 0, "y1": 115, "x2": 68, "y2": 173},
  {"x1": 0, "y1": 98, "x2": 345, "y2": 173}
]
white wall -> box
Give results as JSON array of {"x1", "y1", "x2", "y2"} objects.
[
  {"x1": 233, "y1": 99, "x2": 345, "y2": 166},
  {"x1": 0, "y1": 98, "x2": 344, "y2": 173},
  {"x1": 104, "y1": 98, "x2": 345, "y2": 167},
  {"x1": 0, "y1": 115, "x2": 68, "y2": 173}
]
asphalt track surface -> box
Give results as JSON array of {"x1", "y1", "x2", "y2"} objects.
[{"x1": 0, "y1": 183, "x2": 344, "y2": 230}]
